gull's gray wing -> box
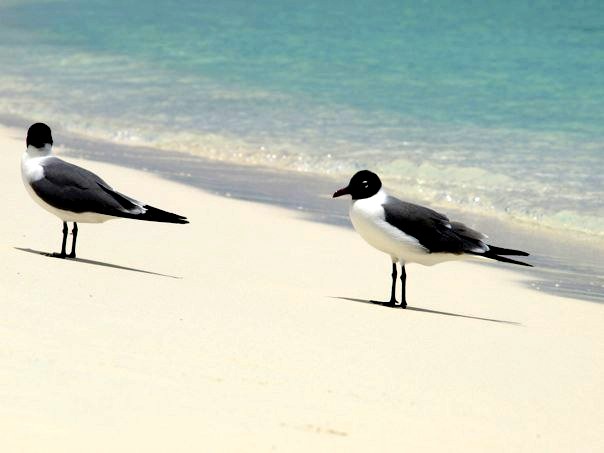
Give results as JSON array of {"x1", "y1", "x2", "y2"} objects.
[
  {"x1": 31, "y1": 157, "x2": 144, "y2": 216},
  {"x1": 382, "y1": 196, "x2": 487, "y2": 254}
]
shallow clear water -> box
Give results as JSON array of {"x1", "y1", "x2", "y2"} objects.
[{"x1": 0, "y1": 0, "x2": 603, "y2": 236}]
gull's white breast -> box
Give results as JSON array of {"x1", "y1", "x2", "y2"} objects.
[{"x1": 349, "y1": 190, "x2": 427, "y2": 263}]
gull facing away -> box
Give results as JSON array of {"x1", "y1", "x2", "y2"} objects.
[
  {"x1": 333, "y1": 170, "x2": 531, "y2": 309},
  {"x1": 21, "y1": 123, "x2": 188, "y2": 259}
]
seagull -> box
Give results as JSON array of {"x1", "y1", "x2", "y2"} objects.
[
  {"x1": 21, "y1": 123, "x2": 188, "y2": 259},
  {"x1": 333, "y1": 170, "x2": 531, "y2": 308}
]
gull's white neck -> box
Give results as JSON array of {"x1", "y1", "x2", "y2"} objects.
[
  {"x1": 25, "y1": 144, "x2": 53, "y2": 158},
  {"x1": 352, "y1": 188, "x2": 389, "y2": 206},
  {"x1": 22, "y1": 144, "x2": 54, "y2": 183}
]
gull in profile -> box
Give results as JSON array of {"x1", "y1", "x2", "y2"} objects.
[
  {"x1": 333, "y1": 170, "x2": 531, "y2": 308},
  {"x1": 21, "y1": 123, "x2": 188, "y2": 259}
]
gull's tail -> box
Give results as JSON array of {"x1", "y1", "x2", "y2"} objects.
[
  {"x1": 487, "y1": 245, "x2": 529, "y2": 256},
  {"x1": 473, "y1": 245, "x2": 532, "y2": 267},
  {"x1": 135, "y1": 205, "x2": 189, "y2": 224}
]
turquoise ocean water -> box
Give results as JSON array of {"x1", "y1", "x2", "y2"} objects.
[{"x1": 1, "y1": 0, "x2": 603, "y2": 237}]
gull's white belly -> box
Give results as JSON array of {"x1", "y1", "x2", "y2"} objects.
[{"x1": 350, "y1": 205, "x2": 425, "y2": 263}]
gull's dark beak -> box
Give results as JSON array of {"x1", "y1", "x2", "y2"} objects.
[{"x1": 332, "y1": 186, "x2": 350, "y2": 198}]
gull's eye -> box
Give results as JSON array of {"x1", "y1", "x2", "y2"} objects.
[{"x1": 362, "y1": 180, "x2": 369, "y2": 188}]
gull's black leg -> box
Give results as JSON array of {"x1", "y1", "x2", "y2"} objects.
[
  {"x1": 371, "y1": 262, "x2": 399, "y2": 307},
  {"x1": 389, "y1": 262, "x2": 397, "y2": 303},
  {"x1": 68, "y1": 222, "x2": 78, "y2": 258},
  {"x1": 398, "y1": 265, "x2": 407, "y2": 309},
  {"x1": 47, "y1": 221, "x2": 68, "y2": 258}
]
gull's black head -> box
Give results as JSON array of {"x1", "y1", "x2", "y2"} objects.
[
  {"x1": 26, "y1": 123, "x2": 53, "y2": 149},
  {"x1": 333, "y1": 170, "x2": 382, "y2": 200}
]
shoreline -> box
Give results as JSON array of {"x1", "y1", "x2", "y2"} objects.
[
  {"x1": 2, "y1": 112, "x2": 602, "y2": 242},
  {"x1": 2, "y1": 117, "x2": 602, "y2": 303},
  {"x1": 2, "y1": 121, "x2": 603, "y2": 452}
]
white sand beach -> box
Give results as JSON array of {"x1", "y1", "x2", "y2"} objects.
[{"x1": 1, "y1": 124, "x2": 603, "y2": 452}]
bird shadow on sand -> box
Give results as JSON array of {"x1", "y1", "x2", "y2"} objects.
[
  {"x1": 331, "y1": 296, "x2": 521, "y2": 326},
  {"x1": 15, "y1": 247, "x2": 181, "y2": 279}
]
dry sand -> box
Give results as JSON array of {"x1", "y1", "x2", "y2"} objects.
[{"x1": 1, "y1": 124, "x2": 603, "y2": 452}]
